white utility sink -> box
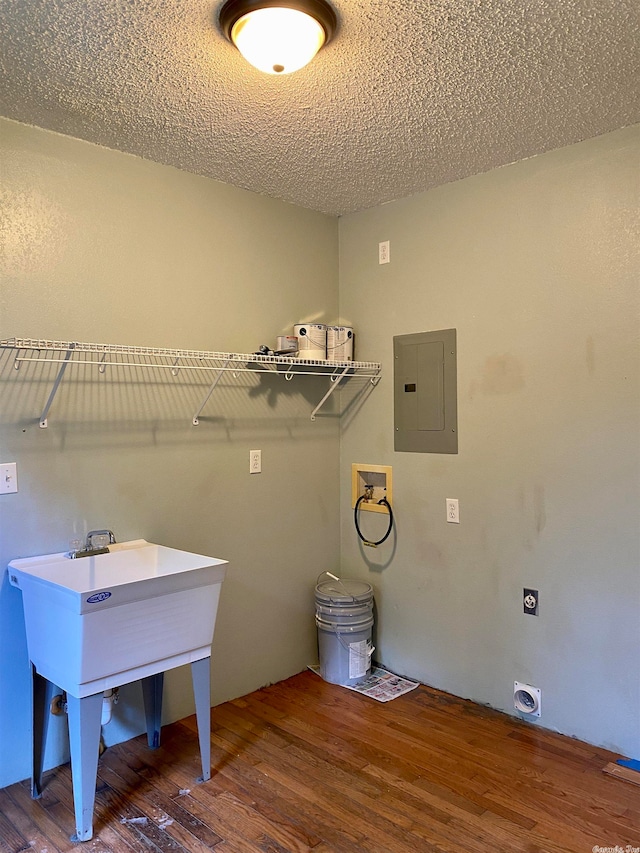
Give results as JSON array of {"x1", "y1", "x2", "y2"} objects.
[
  {"x1": 9, "y1": 538, "x2": 227, "y2": 841},
  {"x1": 9, "y1": 539, "x2": 227, "y2": 698}
]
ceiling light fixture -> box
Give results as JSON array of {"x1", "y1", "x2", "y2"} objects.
[{"x1": 219, "y1": 0, "x2": 337, "y2": 75}]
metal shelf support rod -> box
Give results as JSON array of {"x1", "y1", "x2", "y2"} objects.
[
  {"x1": 310, "y1": 364, "x2": 353, "y2": 421},
  {"x1": 39, "y1": 344, "x2": 76, "y2": 429},
  {"x1": 192, "y1": 360, "x2": 230, "y2": 425}
]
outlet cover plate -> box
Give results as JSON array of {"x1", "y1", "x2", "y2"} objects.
[
  {"x1": 250, "y1": 450, "x2": 261, "y2": 474},
  {"x1": 523, "y1": 588, "x2": 539, "y2": 615},
  {"x1": 446, "y1": 498, "x2": 459, "y2": 523}
]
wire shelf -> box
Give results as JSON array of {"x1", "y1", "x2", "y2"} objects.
[{"x1": 0, "y1": 337, "x2": 382, "y2": 427}]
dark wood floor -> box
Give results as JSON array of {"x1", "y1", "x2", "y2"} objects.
[{"x1": 1, "y1": 670, "x2": 638, "y2": 852}]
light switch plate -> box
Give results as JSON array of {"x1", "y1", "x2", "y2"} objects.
[{"x1": 0, "y1": 463, "x2": 18, "y2": 494}]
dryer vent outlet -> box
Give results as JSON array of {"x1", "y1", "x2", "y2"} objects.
[{"x1": 514, "y1": 682, "x2": 541, "y2": 717}]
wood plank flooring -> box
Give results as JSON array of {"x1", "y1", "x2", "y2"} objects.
[{"x1": 1, "y1": 670, "x2": 638, "y2": 852}]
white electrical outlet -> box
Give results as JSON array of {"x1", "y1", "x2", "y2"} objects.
[
  {"x1": 0, "y1": 463, "x2": 18, "y2": 494},
  {"x1": 446, "y1": 498, "x2": 459, "y2": 523},
  {"x1": 249, "y1": 450, "x2": 261, "y2": 474},
  {"x1": 378, "y1": 240, "x2": 390, "y2": 264}
]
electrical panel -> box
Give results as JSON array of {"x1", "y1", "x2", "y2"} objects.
[{"x1": 393, "y1": 329, "x2": 457, "y2": 454}]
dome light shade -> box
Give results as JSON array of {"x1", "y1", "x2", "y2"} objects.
[
  {"x1": 231, "y1": 8, "x2": 324, "y2": 74},
  {"x1": 220, "y1": 0, "x2": 337, "y2": 75}
]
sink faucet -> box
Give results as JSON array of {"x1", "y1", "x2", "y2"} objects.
[
  {"x1": 68, "y1": 529, "x2": 116, "y2": 559},
  {"x1": 85, "y1": 529, "x2": 116, "y2": 549}
]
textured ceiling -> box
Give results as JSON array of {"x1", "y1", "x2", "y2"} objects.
[{"x1": 1, "y1": 0, "x2": 638, "y2": 216}]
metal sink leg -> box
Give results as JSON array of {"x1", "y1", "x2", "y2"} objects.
[
  {"x1": 66, "y1": 692, "x2": 103, "y2": 842},
  {"x1": 30, "y1": 664, "x2": 49, "y2": 799},
  {"x1": 191, "y1": 657, "x2": 211, "y2": 782},
  {"x1": 141, "y1": 672, "x2": 164, "y2": 748}
]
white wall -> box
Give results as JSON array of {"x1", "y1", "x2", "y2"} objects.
[
  {"x1": 0, "y1": 118, "x2": 340, "y2": 787},
  {"x1": 338, "y1": 125, "x2": 640, "y2": 757}
]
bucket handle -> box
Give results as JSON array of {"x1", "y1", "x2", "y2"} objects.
[
  {"x1": 316, "y1": 570, "x2": 358, "y2": 603},
  {"x1": 337, "y1": 634, "x2": 375, "y2": 659}
]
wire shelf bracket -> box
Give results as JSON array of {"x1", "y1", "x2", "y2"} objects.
[
  {"x1": 192, "y1": 359, "x2": 230, "y2": 426},
  {"x1": 37, "y1": 342, "x2": 76, "y2": 429}
]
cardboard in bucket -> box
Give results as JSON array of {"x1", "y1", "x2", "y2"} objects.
[{"x1": 309, "y1": 664, "x2": 420, "y2": 703}]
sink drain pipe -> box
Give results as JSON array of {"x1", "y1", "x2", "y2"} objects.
[
  {"x1": 54, "y1": 688, "x2": 118, "y2": 726},
  {"x1": 101, "y1": 688, "x2": 117, "y2": 726}
]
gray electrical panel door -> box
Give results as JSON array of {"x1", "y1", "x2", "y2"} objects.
[{"x1": 394, "y1": 329, "x2": 457, "y2": 453}]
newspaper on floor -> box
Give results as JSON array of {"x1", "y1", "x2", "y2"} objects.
[{"x1": 309, "y1": 664, "x2": 420, "y2": 702}]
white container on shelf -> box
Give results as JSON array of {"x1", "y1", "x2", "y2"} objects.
[
  {"x1": 276, "y1": 335, "x2": 298, "y2": 353},
  {"x1": 293, "y1": 324, "x2": 327, "y2": 360},
  {"x1": 326, "y1": 326, "x2": 354, "y2": 362}
]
